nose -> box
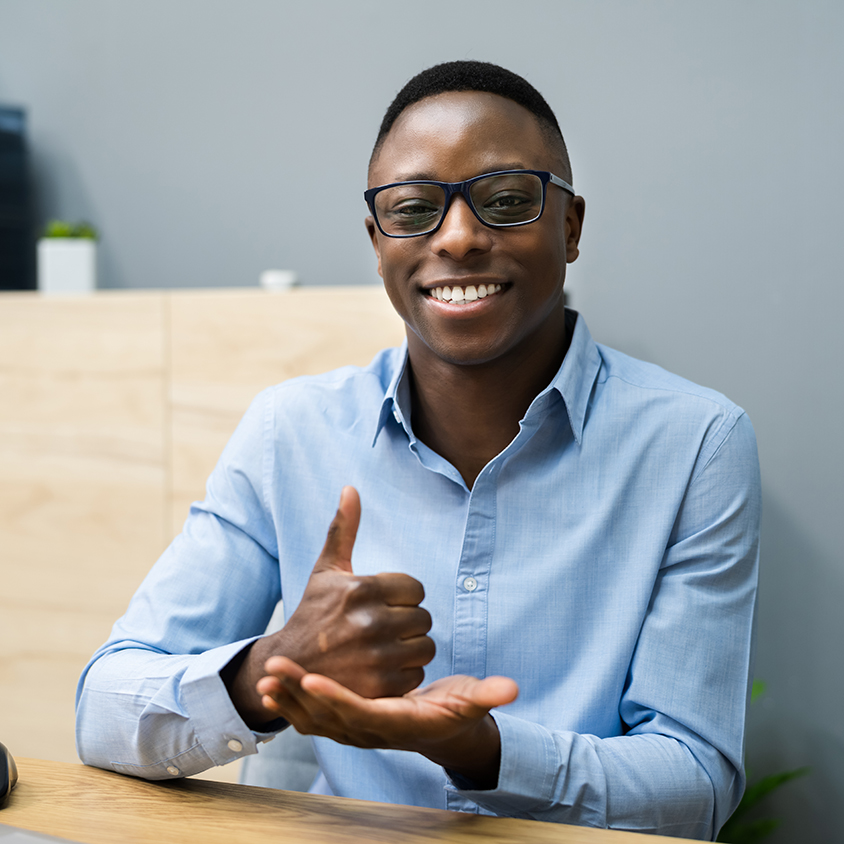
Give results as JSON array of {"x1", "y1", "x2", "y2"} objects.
[{"x1": 429, "y1": 194, "x2": 493, "y2": 260}]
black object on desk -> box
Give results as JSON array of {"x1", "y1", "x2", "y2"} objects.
[{"x1": 0, "y1": 742, "x2": 18, "y2": 806}]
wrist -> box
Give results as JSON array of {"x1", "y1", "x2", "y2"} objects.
[
  {"x1": 221, "y1": 636, "x2": 284, "y2": 731},
  {"x1": 416, "y1": 714, "x2": 501, "y2": 790}
]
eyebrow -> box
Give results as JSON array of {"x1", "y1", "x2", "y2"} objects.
[{"x1": 391, "y1": 162, "x2": 529, "y2": 182}]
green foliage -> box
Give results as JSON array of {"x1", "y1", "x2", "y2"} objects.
[
  {"x1": 43, "y1": 220, "x2": 99, "y2": 240},
  {"x1": 717, "y1": 681, "x2": 809, "y2": 843}
]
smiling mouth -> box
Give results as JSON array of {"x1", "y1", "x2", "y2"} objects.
[{"x1": 427, "y1": 283, "x2": 504, "y2": 304}]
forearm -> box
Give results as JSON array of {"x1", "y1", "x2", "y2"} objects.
[
  {"x1": 76, "y1": 640, "x2": 277, "y2": 778},
  {"x1": 457, "y1": 711, "x2": 732, "y2": 840}
]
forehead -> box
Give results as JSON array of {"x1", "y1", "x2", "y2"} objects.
[{"x1": 369, "y1": 91, "x2": 556, "y2": 186}]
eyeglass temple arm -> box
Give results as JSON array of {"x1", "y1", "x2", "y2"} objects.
[{"x1": 549, "y1": 173, "x2": 575, "y2": 195}]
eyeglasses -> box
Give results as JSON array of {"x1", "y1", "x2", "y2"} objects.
[{"x1": 364, "y1": 169, "x2": 574, "y2": 238}]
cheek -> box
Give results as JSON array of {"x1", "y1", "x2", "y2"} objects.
[{"x1": 380, "y1": 244, "x2": 421, "y2": 301}]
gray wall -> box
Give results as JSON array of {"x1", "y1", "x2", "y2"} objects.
[{"x1": 2, "y1": 1, "x2": 842, "y2": 840}]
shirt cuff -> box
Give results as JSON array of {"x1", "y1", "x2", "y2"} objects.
[
  {"x1": 447, "y1": 709, "x2": 557, "y2": 816},
  {"x1": 179, "y1": 637, "x2": 286, "y2": 766}
]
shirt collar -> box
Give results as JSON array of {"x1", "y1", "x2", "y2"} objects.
[
  {"x1": 540, "y1": 309, "x2": 602, "y2": 446},
  {"x1": 372, "y1": 309, "x2": 602, "y2": 447},
  {"x1": 373, "y1": 339, "x2": 412, "y2": 446}
]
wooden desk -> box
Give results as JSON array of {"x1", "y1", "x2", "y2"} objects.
[{"x1": 2, "y1": 759, "x2": 688, "y2": 844}]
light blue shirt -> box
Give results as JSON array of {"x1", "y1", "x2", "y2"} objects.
[{"x1": 76, "y1": 311, "x2": 760, "y2": 840}]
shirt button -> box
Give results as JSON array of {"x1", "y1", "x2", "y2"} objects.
[
  {"x1": 393, "y1": 409, "x2": 401, "y2": 422},
  {"x1": 227, "y1": 739, "x2": 243, "y2": 752},
  {"x1": 166, "y1": 765, "x2": 180, "y2": 776},
  {"x1": 463, "y1": 576, "x2": 478, "y2": 592}
]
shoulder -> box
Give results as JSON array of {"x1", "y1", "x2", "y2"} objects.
[
  {"x1": 256, "y1": 345, "x2": 403, "y2": 429},
  {"x1": 595, "y1": 342, "x2": 746, "y2": 422},
  {"x1": 591, "y1": 343, "x2": 756, "y2": 475}
]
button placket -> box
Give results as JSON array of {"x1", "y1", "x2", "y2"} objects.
[{"x1": 451, "y1": 475, "x2": 495, "y2": 679}]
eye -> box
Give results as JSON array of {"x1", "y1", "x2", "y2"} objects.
[
  {"x1": 376, "y1": 185, "x2": 444, "y2": 233},
  {"x1": 391, "y1": 199, "x2": 440, "y2": 217},
  {"x1": 470, "y1": 174, "x2": 543, "y2": 224},
  {"x1": 482, "y1": 191, "x2": 536, "y2": 221},
  {"x1": 485, "y1": 191, "x2": 533, "y2": 210}
]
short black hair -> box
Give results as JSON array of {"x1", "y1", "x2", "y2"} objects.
[{"x1": 370, "y1": 60, "x2": 572, "y2": 183}]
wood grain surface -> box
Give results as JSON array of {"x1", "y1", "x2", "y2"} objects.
[
  {"x1": 0, "y1": 287, "x2": 403, "y2": 784},
  {"x1": 0, "y1": 759, "x2": 690, "y2": 844},
  {"x1": 0, "y1": 292, "x2": 169, "y2": 768}
]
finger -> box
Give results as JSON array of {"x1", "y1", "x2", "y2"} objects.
[
  {"x1": 256, "y1": 672, "x2": 313, "y2": 724},
  {"x1": 273, "y1": 670, "x2": 362, "y2": 737},
  {"x1": 300, "y1": 671, "x2": 370, "y2": 708},
  {"x1": 466, "y1": 676, "x2": 520, "y2": 710},
  {"x1": 399, "y1": 633, "x2": 436, "y2": 667},
  {"x1": 379, "y1": 632, "x2": 435, "y2": 669},
  {"x1": 263, "y1": 654, "x2": 308, "y2": 682},
  {"x1": 312, "y1": 486, "x2": 361, "y2": 575},
  {"x1": 375, "y1": 572, "x2": 426, "y2": 607},
  {"x1": 370, "y1": 605, "x2": 432, "y2": 639}
]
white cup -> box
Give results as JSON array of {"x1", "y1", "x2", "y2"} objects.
[{"x1": 260, "y1": 269, "x2": 299, "y2": 291}]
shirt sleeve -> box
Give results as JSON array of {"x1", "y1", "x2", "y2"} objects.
[
  {"x1": 451, "y1": 411, "x2": 761, "y2": 841},
  {"x1": 75, "y1": 390, "x2": 285, "y2": 779}
]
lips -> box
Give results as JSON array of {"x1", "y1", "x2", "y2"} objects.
[{"x1": 427, "y1": 283, "x2": 504, "y2": 303}]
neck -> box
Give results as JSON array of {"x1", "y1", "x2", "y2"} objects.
[{"x1": 408, "y1": 321, "x2": 571, "y2": 489}]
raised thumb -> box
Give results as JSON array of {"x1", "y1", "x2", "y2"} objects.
[{"x1": 312, "y1": 486, "x2": 360, "y2": 574}]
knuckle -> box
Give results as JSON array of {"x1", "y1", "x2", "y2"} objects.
[
  {"x1": 347, "y1": 608, "x2": 377, "y2": 634},
  {"x1": 420, "y1": 635, "x2": 436, "y2": 662},
  {"x1": 344, "y1": 576, "x2": 373, "y2": 602}
]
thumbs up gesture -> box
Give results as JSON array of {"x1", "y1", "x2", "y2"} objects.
[{"x1": 241, "y1": 487, "x2": 434, "y2": 717}]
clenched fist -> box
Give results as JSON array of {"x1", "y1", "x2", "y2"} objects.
[{"x1": 224, "y1": 486, "x2": 435, "y2": 728}]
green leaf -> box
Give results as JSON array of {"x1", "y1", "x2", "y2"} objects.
[
  {"x1": 44, "y1": 219, "x2": 74, "y2": 238},
  {"x1": 718, "y1": 816, "x2": 780, "y2": 843},
  {"x1": 741, "y1": 767, "x2": 810, "y2": 812},
  {"x1": 72, "y1": 221, "x2": 99, "y2": 240},
  {"x1": 43, "y1": 220, "x2": 99, "y2": 240}
]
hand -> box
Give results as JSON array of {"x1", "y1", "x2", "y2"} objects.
[
  {"x1": 225, "y1": 487, "x2": 435, "y2": 727},
  {"x1": 258, "y1": 657, "x2": 519, "y2": 786}
]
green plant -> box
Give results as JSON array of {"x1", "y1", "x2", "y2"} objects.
[
  {"x1": 43, "y1": 220, "x2": 99, "y2": 240},
  {"x1": 717, "y1": 681, "x2": 809, "y2": 844}
]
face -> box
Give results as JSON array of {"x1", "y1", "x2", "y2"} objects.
[{"x1": 366, "y1": 91, "x2": 585, "y2": 372}]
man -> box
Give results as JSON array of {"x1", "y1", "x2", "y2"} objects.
[{"x1": 76, "y1": 61, "x2": 760, "y2": 840}]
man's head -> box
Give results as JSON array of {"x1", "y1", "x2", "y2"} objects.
[
  {"x1": 370, "y1": 61, "x2": 572, "y2": 184},
  {"x1": 365, "y1": 61, "x2": 584, "y2": 372}
]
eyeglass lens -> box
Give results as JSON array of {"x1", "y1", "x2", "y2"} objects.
[{"x1": 374, "y1": 173, "x2": 544, "y2": 236}]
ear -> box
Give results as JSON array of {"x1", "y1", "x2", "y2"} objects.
[
  {"x1": 564, "y1": 196, "x2": 586, "y2": 264},
  {"x1": 365, "y1": 216, "x2": 383, "y2": 278}
]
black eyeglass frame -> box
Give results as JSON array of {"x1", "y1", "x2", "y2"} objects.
[{"x1": 364, "y1": 169, "x2": 575, "y2": 239}]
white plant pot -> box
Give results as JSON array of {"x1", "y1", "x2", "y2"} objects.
[{"x1": 37, "y1": 238, "x2": 97, "y2": 294}]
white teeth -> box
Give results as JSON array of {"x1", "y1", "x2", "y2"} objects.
[{"x1": 429, "y1": 283, "x2": 502, "y2": 303}]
